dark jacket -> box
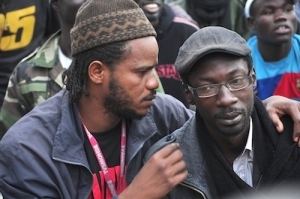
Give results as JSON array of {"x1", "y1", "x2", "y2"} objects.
[
  {"x1": 0, "y1": 90, "x2": 193, "y2": 198},
  {"x1": 146, "y1": 97, "x2": 300, "y2": 199}
]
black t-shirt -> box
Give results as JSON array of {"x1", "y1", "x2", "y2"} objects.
[{"x1": 84, "y1": 121, "x2": 126, "y2": 199}]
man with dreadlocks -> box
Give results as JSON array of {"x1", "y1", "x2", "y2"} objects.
[
  {"x1": 1, "y1": 0, "x2": 300, "y2": 198},
  {"x1": 0, "y1": 0, "x2": 190, "y2": 198}
]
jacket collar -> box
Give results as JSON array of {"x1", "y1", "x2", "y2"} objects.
[
  {"x1": 126, "y1": 114, "x2": 158, "y2": 164},
  {"x1": 174, "y1": 115, "x2": 216, "y2": 198},
  {"x1": 52, "y1": 90, "x2": 160, "y2": 169},
  {"x1": 29, "y1": 30, "x2": 61, "y2": 69},
  {"x1": 52, "y1": 90, "x2": 90, "y2": 168}
]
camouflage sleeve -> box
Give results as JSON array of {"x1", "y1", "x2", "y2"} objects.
[{"x1": 0, "y1": 63, "x2": 31, "y2": 138}]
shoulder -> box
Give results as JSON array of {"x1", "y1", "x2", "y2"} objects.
[
  {"x1": 151, "y1": 93, "x2": 190, "y2": 113},
  {"x1": 149, "y1": 93, "x2": 193, "y2": 124},
  {"x1": 21, "y1": 31, "x2": 61, "y2": 68},
  {"x1": 164, "y1": 4, "x2": 199, "y2": 31},
  {"x1": 172, "y1": 17, "x2": 199, "y2": 31},
  {"x1": 247, "y1": 36, "x2": 258, "y2": 46},
  {"x1": 12, "y1": 32, "x2": 61, "y2": 80},
  {"x1": 290, "y1": 35, "x2": 300, "y2": 54},
  {"x1": 292, "y1": 34, "x2": 300, "y2": 45},
  {"x1": 144, "y1": 114, "x2": 195, "y2": 162},
  {"x1": 2, "y1": 90, "x2": 67, "y2": 139}
]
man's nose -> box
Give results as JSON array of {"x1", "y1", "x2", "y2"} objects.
[{"x1": 216, "y1": 85, "x2": 238, "y2": 107}]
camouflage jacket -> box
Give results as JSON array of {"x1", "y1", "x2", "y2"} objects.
[{"x1": 0, "y1": 31, "x2": 64, "y2": 136}]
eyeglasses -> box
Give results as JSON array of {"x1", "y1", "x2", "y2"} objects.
[{"x1": 187, "y1": 69, "x2": 253, "y2": 98}]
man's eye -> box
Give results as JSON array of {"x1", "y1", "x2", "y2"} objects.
[
  {"x1": 198, "y1": 85, "x2": 214, "y2": 92},
  {"x1": 263, "y1": 9, "x2": 273, "y2": 15},
  {"x1": 138, "y1": 70, "x2": 148, "y2": 75},
  {"x1": 285, "y1": 6, "x2": 294, "y2": 12},
  {"x1": 230, "y1": 78, "x2": 244, "y2": 85}
]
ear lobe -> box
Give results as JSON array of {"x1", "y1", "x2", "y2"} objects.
[
  {"x1": 247, "y1": 17, "x2": 256, "y2": 31},
  {"x1": 182, "y1": 83, "x2": 196, "y2": 105},
  {"x1": 88, "y1": 61, "x2": 106, "y2": 84},
  {"x1": 251, "y1": 67, "x2": 257, "y2": 89},
  {"x1": 189, "y1": 97, "x2": 196, "y2": 105}
]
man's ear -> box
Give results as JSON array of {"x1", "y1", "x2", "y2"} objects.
[
  {"x1": 182, "y1": 83, "x2": 195, "y2": 105},
  {"x1": 51, "y1": 0, "x2": 59, "y2": 11},
  {"x1": 88, "y1": 61, "x2": 106, "y2": 84},
  {"x1": 247, "y1": 17, "x2": 256, "y2": 31},
  {"x1": 251, "y1": 67, "x2": 257, "y2": 89}
]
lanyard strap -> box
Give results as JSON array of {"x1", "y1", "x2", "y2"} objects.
[{"x1": 82, "y1": 119, "x2": 126, "y2": 197}]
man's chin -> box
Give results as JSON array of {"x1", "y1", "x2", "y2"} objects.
[{"x1": 117, "y1": 109, "x2": 146, "y2": 120}]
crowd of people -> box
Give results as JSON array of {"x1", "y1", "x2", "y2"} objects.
[{"x1": 1, "y1": 0, "x2": 300, "y2": 198}]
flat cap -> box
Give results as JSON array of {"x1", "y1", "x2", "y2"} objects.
[{"x1": 175, "y1": 26, "x2": 251, "y2": 75}]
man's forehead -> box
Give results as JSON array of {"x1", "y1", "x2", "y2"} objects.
[
  {"x1": 244, "y1": 0, "x2": 299, "y2": 18},
  {"x1": 254, "y1": 0, "x2": 295, "y2": 7}
]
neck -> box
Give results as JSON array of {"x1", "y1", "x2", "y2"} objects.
[
  {"x1": 258, "y1": 39, "x2": 292, "y2": 62},
  {"x1": 210, "y1": 129, "x2": 249, "y2": 166},
  {"x1": 78, "y1": 96, "x2": 122, "y2": 133},
  {"x1": 59, "y1": 27, "x2": 72, "y2": 59}
]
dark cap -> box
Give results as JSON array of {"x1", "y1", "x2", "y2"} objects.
[{"x1": 175, "y1": 26, "x2": 251, "y2": 75}]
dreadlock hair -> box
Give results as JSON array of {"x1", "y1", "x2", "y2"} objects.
[{"x1": 64, "y1": 40, "x2": 129, "y2": 103}]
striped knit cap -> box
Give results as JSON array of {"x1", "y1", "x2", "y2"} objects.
[{"x1": 70, "y1": 0, "x2": 157, "y2": 56}]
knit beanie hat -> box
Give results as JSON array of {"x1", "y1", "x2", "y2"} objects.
[{"x1": 70, "y1": 0, "x2": 157, "y2": 56}]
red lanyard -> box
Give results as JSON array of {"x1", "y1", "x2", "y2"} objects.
[{"x1": 82, "y1": 119, "x2": 126, "y2": 197}]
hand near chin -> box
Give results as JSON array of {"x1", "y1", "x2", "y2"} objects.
[
  {"x1": 263, "y1": 95, "x2": 300, "y2": 147},
  {"x1": 119, "y1": 143, "x2": 187, "y2": 199}
]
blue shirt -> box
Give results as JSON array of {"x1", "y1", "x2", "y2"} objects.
[{"x1": 247, "y1": 34, "x2": 300, "y2": 101}]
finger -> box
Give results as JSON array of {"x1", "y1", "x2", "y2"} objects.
[
  {"x1": 156, "y1": 143, "x2": 180, "y2": 159},
  {"x1": 171, "y1": 158, "x2": 187, "y2": 176},
  {"x1": 164, "y1": 148, "x2": 184, "y2": 167},
  {"x1": 293, "y1": 120, "x2": 300, "y2": 143},
  {"x1": 171, "y1": 169, "x2": 188, "y2": 186},
  {"x1": 165, "y1": 160, "x2": 187, "y2": 188},
  {"x1": 268, "y1": 110, "x2": 284, "y2": 133},
  {"x1": 296, "y1": 137, "x2": 300, "y2": 147},
  {"x1": 285, "y1": 103, "x2": 300, "y2": 142}
]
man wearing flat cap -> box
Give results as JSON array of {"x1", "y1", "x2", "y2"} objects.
[{"x1": 146, "y1": 26, "x2": 300, "y2": 199}]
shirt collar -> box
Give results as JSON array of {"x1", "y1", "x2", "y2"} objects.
[{"x1": 245, "y1": 117, "x2": 253, "y2": 152}]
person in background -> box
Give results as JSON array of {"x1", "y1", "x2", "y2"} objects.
[
  {"x1": 295, "y1": 0, "x2": 300, "y2": 23},
  {"x1": 292, "y1": 0, "x2": 300, "y2": 33},
  {"x1": 147, "y1": 26, "x2": 300, "y2": 199},
  {"x1": 0, "y1": 0, "x2": 165, "y2": 136},
  {"x1": 0, "y1": 0, "x2": 83, "y2": 136},
  {"x1": 0, "y1": 0, "x2": 60, "y2": 109},
  {"x1": 185, "y1": 0, "x2": 250, "y2": 39},
  {"x1": 245, "y1": 0, "x2": 300, "y2": 100},
  {"x1": 135, "y1": 0, "x2": 199, "y2": 108}
]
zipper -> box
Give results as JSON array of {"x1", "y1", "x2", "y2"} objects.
[{"x1": 180, "y1": 182, "x2": 207, "y2": 199}]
